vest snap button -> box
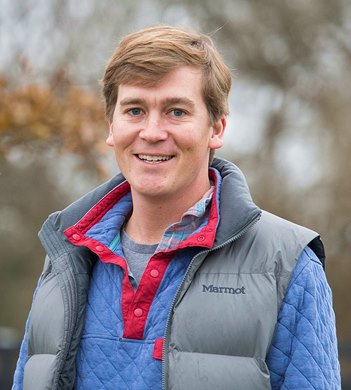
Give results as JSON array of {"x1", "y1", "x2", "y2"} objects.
[
  {"x1": 150, "y1": 269, "x2": 159, "y2": 278},
  {"x1": 72, "y1": 234, "x2": 81, "y2": 241},
  {"x1": 95, "y1": 245, "x2": 104, "y2": 252},
  {"x1": 134, "y1": 308, "x2": 143, "y2": 317},
  {"x1": 197, "y1": 235, "x2": 205, "y2": 242}
]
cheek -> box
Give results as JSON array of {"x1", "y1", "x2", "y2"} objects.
[
  {"x1": 176, "y1": 129, "x2": 204, "y2": 150},
  {"x1": 183, "y1": 132, "x2": 211, "y2": 154},
  {"x1": 113, "y1": 127, "x2": 136, "y2": 147}
]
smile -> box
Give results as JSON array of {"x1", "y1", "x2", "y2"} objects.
[{"x1": 137, "y1": 154, "x2": 174, "y2": 163}]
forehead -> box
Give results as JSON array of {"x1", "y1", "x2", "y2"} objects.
[{"x1": 116, "y1": 66, "x2": 205, "y2": 105}]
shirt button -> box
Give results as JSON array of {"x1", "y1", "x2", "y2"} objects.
[
  {"x1": 134, "y1": 308, "x2": 143, "y2": 317},
  {"x1": 72, "y1": 234, "x2": 81, "y2": 241},
  {"x1": 95, "y1": 245, "x2": 104, "y2": 252},
  {"x1": 150, "y1": 269, "x2": 159, "y2": 278}
]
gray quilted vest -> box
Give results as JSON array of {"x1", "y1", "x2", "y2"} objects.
[
  {"x1": 22, "y1": 158, "x2": 323, "y2": 389},
  {"x1": 163, "y1": 211, "x2": 320, "y2": 390}
]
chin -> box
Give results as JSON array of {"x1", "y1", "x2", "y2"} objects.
[{"x1": 133, "y1": 183, "x2": 168, "y2": 197}]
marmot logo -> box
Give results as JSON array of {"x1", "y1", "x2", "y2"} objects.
[{"x1": 202, "y1": 284, "x2": 246, "y2": 294}]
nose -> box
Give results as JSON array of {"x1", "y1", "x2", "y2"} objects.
[{"x1": 139, "y1": 114, "x2": 168, "y2": 143}]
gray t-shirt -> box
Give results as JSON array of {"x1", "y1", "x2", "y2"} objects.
[{"x1": 121, "y1": 229, "x2": 158, "y2": 286}]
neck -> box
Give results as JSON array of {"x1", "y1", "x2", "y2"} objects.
[{"x1": 125, "y1": 183, "x2": 211, "y2": 245}]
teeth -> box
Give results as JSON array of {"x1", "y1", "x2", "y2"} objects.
[{"x1": 138, "y1": 154, "x2": 172, "y2": 162}]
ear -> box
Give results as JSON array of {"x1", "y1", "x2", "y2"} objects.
[
  {"x1": 208, "y1": 115, "x2": 226, "y2": 150},
  {"x1": 106, "y1": 122, "x2": 115, "y2": 147}
]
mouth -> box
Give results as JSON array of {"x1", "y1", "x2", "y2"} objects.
[{"x1": 136, "y1": 154, "x2": 174, "y2": 163}]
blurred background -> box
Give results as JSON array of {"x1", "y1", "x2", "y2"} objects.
[{"x1": 0, "y1": 0, "x2": 350, "y2": 388}]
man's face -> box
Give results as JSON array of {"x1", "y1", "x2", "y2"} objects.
[{"x1": 106, "y1": 66, "x2": 225, "y2": 203}]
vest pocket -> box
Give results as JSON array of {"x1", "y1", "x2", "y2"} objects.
[{"x1": 168, "y1": 350, "x2": 271, "y2": 390}]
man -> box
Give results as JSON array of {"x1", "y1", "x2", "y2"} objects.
[{"x1": 13, "y1": 25, "x2": 340, "y2": 389}]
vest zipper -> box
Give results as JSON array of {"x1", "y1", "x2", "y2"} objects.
[{"x1": 161, "y1": 211, "x2": 261, "y2": 389}]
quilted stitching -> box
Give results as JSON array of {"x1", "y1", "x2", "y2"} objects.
[
  {"x1": 76, "y1": 260, "x2": 163, "y2": 389},
  {"x1": 82, "y1": 262, "x2": 124, "y2": 336},
  {"x1": 75, "y1": 248, "x2": 195, "y2": 389},
  {"x1": 85, "y1": 192, "x2": 132, "y2": 252},
  {"x1": 14, "y1": 244, "x2": 340, "y2": 389},
  {"x1": 74, "y1": 181, "x2": 210, "y2": 389},
  {"x1": 267, "y1": 247, "x2": 340, "y2": 389},
  {"x1": 76, "y1": 336, "x2": 163, "y2": 389},
  {"x1": 144, "y1": 248, "x2": 196, "y2": 338}
]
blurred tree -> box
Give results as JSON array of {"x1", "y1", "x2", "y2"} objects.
[{"x1": 0, "y1": 72, "x2": 107, "y2": 176}]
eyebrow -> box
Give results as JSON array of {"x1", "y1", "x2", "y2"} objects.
[
  {"x1": 119, "y1": 97, "x2": 195, "y2": 110},
  {"x1": 162, "y1": 97, "x2": 195, "y2": 110},
  {"x1": 119, "y1": 98, "x2": 145, "y2": 106}
]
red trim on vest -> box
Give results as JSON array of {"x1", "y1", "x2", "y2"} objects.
[
  {"x1": 152, "y1": 338, "x2": 164, "y2": 360},
  {"x1": 65, "y1": 180, "x2": 131, "y2": 237},
  {"x1": 123, "y1": 252, "x2": 172, "y2": 339},
  {"x1": 64, "y1": 173, "x2": 220, "y2": 341}
]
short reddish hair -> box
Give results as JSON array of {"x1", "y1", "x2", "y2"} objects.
[{"x1": 102, "y1": 25, "x2": 231, "y2": 125}]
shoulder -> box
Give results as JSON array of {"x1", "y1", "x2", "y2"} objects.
[
  {"x1": 287, "y1": 246, "x2": 329, "y2": 303},
  {"x1": 257, "y1": 211, "x2": 319, "y2": 245},
  {"x1": 236, "y1": 211, "x2": 320, "y2": 276},
  {"x1": 278, "y1": 247, "x2": 332, "y2": 332},
  {"x1": 241, "y1": 211, "x2": 320, "y2": 264}
]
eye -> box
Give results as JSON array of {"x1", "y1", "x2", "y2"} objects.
[
  {"x1": 128, "y1": 108, "x2": 143, "y2": 116},
  {"x1": 170, "y1": 108, "x2": 186, "y2": 117}
]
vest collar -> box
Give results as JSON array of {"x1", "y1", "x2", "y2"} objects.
[
  {"x1": 39, "y1": 158, "x2": 261, "y2": 258},
  {"x1": 211, "y1": 158, "x2": 261, "y2": 248}
]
